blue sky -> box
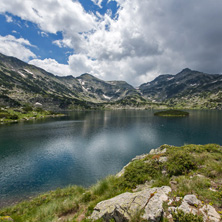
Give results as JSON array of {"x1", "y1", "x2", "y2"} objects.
[
  {"x1": 0, "y1": 0, "x2": 222, "y2": 86},
  {"x1": 0, "y1": 0, "x2": 118, "y2": 64}
]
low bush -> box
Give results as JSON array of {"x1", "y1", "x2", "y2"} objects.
[
  {"x1": 23, "y1": 104, "x2": 33, "y2": 112},
  {"x1": 166, "y1": 150, "x2": 197, "y2": 176},
  {"x1": 120, "y1": 159, "x2": 162, "y2": 189},
  {"x1": 8, "y1": 114, "x2": 19, "y2": 120},
  {"x1": 0, "y1": 112, "x2": 9, "y2": 118},
  {"x1": 172, "y1": 209, "x2": 203, "y2": 222}
]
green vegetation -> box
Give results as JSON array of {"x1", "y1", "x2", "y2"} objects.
[
  {"x1": 154, "y1": 110, "x2": 189, "y2": 117},
  {"x1": 172, "y1": 210, "x2": 203, "y2": 222},
  {"x1": 0, "y1": 144, "x2": 221, "y2": 221},
  {"x1": 0, "y1": 106, "x2": 64, "y2": 124},
  {"x1": 118, "y1": 158, "x2": 163, "y2": 189},
  {"x1": 0, "y1": 176, "x2": 123, "y2": 222},
  {"x1": 166, "y1": 150, "x2": 196, "y2": 176}
]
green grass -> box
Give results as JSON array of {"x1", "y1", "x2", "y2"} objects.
[
  {"x1": 172, "y1": 209, "x2": 203, "y2": 222},
  {"x1": 0, "y1": 144, "x2": 221, "y2": 221},
  {"x1": 166, "y1": 149, "x2": 197, "y2": 176},
  {"x1": 0, "y1": 107, "x2": 64, "y2": 123}
]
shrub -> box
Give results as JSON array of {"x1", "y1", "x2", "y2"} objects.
[
  {"x1": 36, "y1": 107, "x2": 43, "y2": 112},
  {"x1": 120, "y1": 159, "x2": 162, "y2": 189},
  {"x1": 81, "y1": 192, "x2": 92, "y2": 203},
  {"x1": 23, "y1": 104, "x2": 33, "y2": 112},
  {"x1": 9, "y1": 114, "x2": 19, "y2": 120},
  {"x1": 0, "y1": 112, "x2": 10, "y2": 118},
  {"x1": 166, "y1": 150, "x2": 197, "y2": 176},
  {"x1": 172, "y1": 209, "x2": 203, "y2": 222}
]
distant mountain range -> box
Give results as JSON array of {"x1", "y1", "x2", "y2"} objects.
[
  {"x1": 140, "y1": 68, "x2": 222, "y2": 100},
  {"x1": 0, "y1": 53, "x2": 222, "y2": 110}
]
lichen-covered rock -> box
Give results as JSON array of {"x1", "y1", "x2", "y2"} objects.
[
  {"x1": 90, "y1": 186, "x2": 171, "y2": 222},
  {"x1": 159, "y1": 156, "x2": 168, "y2": 163},
  {"x1": 149, "y1": 147, "x2": 167, "y2": 155},
  {"x1": 183, "y1": 194, "x2": 201, "y2": 207},
  {"x1": 178, "y1": 199, "x2": 198, "y2": 215},
  {"x1": 131, "y1": 154, "x2": 148, "y2": 161},
  {"x1": 169, "y1": 195, "x2": 200, "y2": 215},
  {"x1": 168, "y1": 195, "x2": 221, "y2": 222},
  {"x1": 200, "y1": 205, "x2": 221, "y2": 222},
  {"x1": 142, "y1": 186, "x2": 171, "y2": 221}
]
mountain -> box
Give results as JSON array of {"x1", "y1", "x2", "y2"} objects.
[
  {"x1": 1, "y1": 52, "x2": 222, "y2": 110},
  {"x1": 140, "y1": 68, "x2": 222, "y2": 100},
  {"x1": 139, "y1": 68, "x2": 222, "y2": 109},
  {"x1": 0, "y1": 53, "x2": 87, "y2": 109},
  {"x1": 0, "y1": 53, "x2": 137, "y2": 109},
  {"x1": 76, "y1": 74, "x2": 138, "y2": 102}
]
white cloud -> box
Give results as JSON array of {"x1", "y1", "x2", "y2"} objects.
[
  {"x1": 78, "y1": 0, "x2": 222, "y2": 85},
  {"x1": 91, "y1": 0, "x2": 103, "y2": 8},
  {"x1": 5, "y1": 14, "x2": 13, "y2": 22},
  {"x1": 0, "y1": 0, "x2": 96, "y2": 33},
  {"x1": 29, "y1": 58, "x2": 70, "y2": 76},
  {"x1": 38, "y1": 31, "x2": 48, "y2": 38},
  {"x1": 0, "y1": 0, "x2": 97, "y2": 51},
  {"x1": 68, "y1": 54, "x2": 95, "y2": 75},
  {"x1": 0, "y1": 35, "x2": 36, "y2": 61},
  {"x1": 29, "y1": 54, "x2": 95, "y2": 77},
  {"x1": 53, "y1": 39, "x2": 72, "y2": 49},
  {"x1": 1, "y1": 0, "x2": 222, "y2": 85}
]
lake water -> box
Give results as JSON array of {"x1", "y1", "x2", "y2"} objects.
[{"x1": 0, "y1": 110, "x2": 222, "y2": 207}]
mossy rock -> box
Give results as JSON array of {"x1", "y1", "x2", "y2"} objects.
[{"x1": 154, "y1": 109, "x2": 189, "y2": 117}]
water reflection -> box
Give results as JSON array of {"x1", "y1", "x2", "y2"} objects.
[{"x1": 0, "y1": 110, "x2": 222, "y2": 207}]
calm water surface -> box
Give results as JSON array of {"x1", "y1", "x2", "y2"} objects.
[{"x1": 0, "y1": 110, "x2": 222, "y2": 207}]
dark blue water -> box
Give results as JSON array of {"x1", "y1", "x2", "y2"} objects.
[{"x1": 0, "y1": 110, "x2": 222, "y2": 207}]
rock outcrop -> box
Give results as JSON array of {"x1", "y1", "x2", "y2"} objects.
[
  {"x1": 91, "y1": 190, "x2": 221, "y2": 222},
  {"x1": 200, "y1": 204, "x2": 221, "y2": 222},
  {"x1": 90, "y1": 186, "x2": 171, "y2": 222},
  {"x1": 168, "y1": 194, "x2": 221, "y2": 222}
]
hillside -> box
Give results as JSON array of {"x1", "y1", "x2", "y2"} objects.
[
  {"x1": 1, "y1": 53, "x2": 222, "y2": 110},
  {"x1": 139, "y1": 68, "x2": 222, "y2": 109},
  {"x1": 0, "y1": 53, "x2": 138, "y2": 110},
  {"x1": 76, "y1": 73, "x2": 138, "y2": 102},
  {"x1": 0, "y1": 144, "x2": 221, "y2": 221},
  {"x1": 0, "y1": 53, "x2": 92, "y2": 110}
]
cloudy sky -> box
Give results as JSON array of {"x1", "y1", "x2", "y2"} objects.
[{"x1": 0, "y1": 0, "x2": 222, "y2": 86}]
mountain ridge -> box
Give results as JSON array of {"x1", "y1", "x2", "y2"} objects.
[{"x1": 0, "y1": 52, "x2": 222, "y2": 110}]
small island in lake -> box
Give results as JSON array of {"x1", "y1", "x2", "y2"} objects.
[{"x1": 154, "y1": 109, "x2": 189, "y2": 117}]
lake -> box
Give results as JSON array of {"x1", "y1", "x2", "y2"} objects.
[{"x1": 0, "y1": 110, "x2": 222, "y2": 207}]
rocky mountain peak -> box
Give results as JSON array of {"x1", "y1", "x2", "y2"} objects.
[{"x1": 77, "y1": 73, "x2": 98, "y2": 80}]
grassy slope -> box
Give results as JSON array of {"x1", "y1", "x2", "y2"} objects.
[{"x1": 0, "y1": 144, "x2": 222, "y2": 222}]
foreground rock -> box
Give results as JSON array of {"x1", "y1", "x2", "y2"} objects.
[
  {"x1": 200, "y1": 205, "x2": 221, "y2": 222},
  {"x1": 90, "y1": 186, "x2": 171, "y2": 222},
  {"x1": 91, "y1": 189, "x2": 221, "y2": 222},
  {"x1": 168, "y1": 194, "x2": 221, "y2": 222}
]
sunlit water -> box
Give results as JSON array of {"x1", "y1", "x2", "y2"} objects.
[{"x1": 0, "y1": 110, "x2": 222, "y2": 207}]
